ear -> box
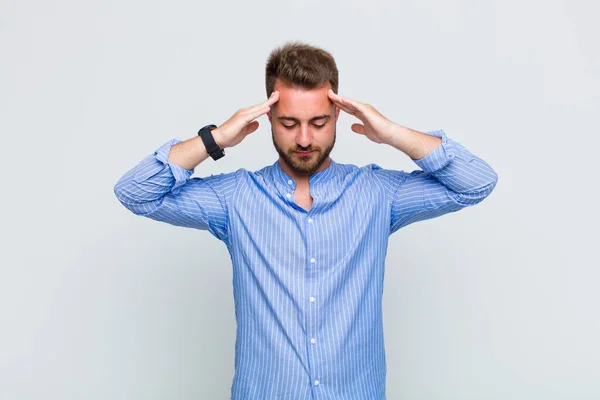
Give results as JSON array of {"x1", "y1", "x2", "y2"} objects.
[{"x1": 334, "y1": 105, "x2": 341, "y2": 121}]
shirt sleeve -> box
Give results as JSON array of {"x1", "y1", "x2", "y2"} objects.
[
  {"x1": 113, "y1": 138, "x2": 240, "y2": 243},
  {"x1": 372, "y1": 129, "x2": 499, "y2": 234}
]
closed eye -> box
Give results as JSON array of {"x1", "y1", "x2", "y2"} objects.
[{"x1": 283, "y1": 124, "x2": 326, "y2": 129}]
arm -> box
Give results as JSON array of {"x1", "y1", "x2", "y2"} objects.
[
  {"x1": 374, "y1": 129, "x2": 498, "y2": 233},
  {"x1": 113, "y1": 138, "x2": 237, "y2": 242},
  {"x1": 326, "y1": 90, "x2": 498, "y2": 233},
  {"x1": 113, "y1": 91, "x2": 281, "y2": 241},
  {"x1": 166, "y1": 131, "x2": 219, "y2": 170}
]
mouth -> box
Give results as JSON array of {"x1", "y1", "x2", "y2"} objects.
[{"x1": 294, "y1": 151, "x2": 314, "y2": 156}]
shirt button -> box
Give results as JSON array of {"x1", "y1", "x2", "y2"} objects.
[
  {"x1": 310, "y1": 258, "x2": 316, "y2": 264},
  {"x1": 314, "y1": 380, "x2": 320, "y2": 386},
  {"x1": 309, "y1": 296, "x2": 315, "y2": 303},
  {"x1": 310, "y1": 338, "x2": 316, "y2": 344},
  {"x1": 287, "y1": 179, "x2": 293, "y2": 185},
  {"x1": 286, "y1": 193, "x2": 291, "y2": 198},
  {"x1": 308, "y1": 218, "x2": 313, "y2": 223}
]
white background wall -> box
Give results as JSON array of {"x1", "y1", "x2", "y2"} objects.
[{"x1": 1, "y1": 0, "x2": 598, "y2": 398}]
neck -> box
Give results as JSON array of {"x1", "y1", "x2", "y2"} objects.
[{"x1": 278, "y1": 156, "x2": 331, "y2": 186}]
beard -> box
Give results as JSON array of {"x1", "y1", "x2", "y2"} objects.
[{"x1": 271, "y1": 125, "x2": 336, "y2": 175}]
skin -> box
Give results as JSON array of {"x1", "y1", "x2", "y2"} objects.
[
  {"x1": 267, "y1": 79, "x2": 341, "y2": 186},
  {"x1": 325, "y1": 89, "x2": 442, "y2": 158},
  {"x1": 265, "y1": 79, "x2": 443, "y2": 185},
  {"x1": 168, "y1": 78, "x2": 443, "y2": 207}
]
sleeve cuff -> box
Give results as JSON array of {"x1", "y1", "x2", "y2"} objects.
[
  {"x1": 411, "y1": 129, "x2": 474, "y2": 173},
  {"x1": 154, "y1": 138, "x2": 195, "y2": 194}
]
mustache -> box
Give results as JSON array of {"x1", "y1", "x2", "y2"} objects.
[{"x1": 292, "y1": 147, "x2": 319, "y2": 152}]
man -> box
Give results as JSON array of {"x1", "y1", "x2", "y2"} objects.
[{"x1": 114, "y1": 41, "x2": 498, "y2": 399}]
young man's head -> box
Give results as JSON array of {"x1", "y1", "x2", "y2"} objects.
[{"x1": 265, "y1": 42, "x2": 341, "y2": 177}]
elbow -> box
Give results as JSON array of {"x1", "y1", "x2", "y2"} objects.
[
  {"x1": 472, "y1": 169, "x2": 499, "y2": 204},
  {"x1": 490, "y1": 169, "x2": 499, "y2": 193},
  {"x1": 484, "y1": 168, "x2": 499, "y2": 197},
  {"x1": 113, "y1": 176, "x2": 147, "y2": 215},
  {"x1": 454, "y1": 169, "x2": 498, "y2": 207},
  {"x1": 113, "y1": 176, "x2": 133, "y2": 211},
  {"x1": 113, "y1": 178, "x2": 123, "y2": 202}
]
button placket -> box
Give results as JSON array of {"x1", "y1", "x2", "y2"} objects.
[
  {"x1": 278, "y1": 176, "x2": 294, "y2": 204},
  {"x1": 305, "y1": 209, "x2": 321, "y2": 392}
]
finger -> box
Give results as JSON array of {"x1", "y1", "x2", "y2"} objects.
[
  {"x1": 328, "y1": 89, "x2": 346, "y2": 108},
  {"x1": 259, "y1": 90, "x2": 280, "y2": 108},
  {"x1": 333, "y1": 101, "x2": 356, "y2": 116},
  {"x1": 330, "y1": 97, "x2": 361, "y2": 118},
  {"x1": 351, "y1": 123, "x2": 366, "y2": 135},
  {"x1": 247, "y1": 93, "x2": 278, "y2": 120},
  {"x1": 244, "y1": 120, "x2": 260, "y2": 135},
  {"x1": 328, "y1": 93, "x2": 360, "y2": 116},
  {"x1": 246, "y1": 97, "x2": 279, "y2": 120},
  {"x1": 328, "y1": 90, "x2": 365, "y2": 114},
  {"x1": 338, "y1": 98, "x2": 362, "y2": 115},
  {"x1": 328, "y1": 89, "x2": 357, "y2": 107},
  {"x1": 248, "y1": 105, "x2": 272, "y2": 122},
  {"x1": 340, "y1": 97, "x2": 364, "y2": 112},
  {"x1": 247, "y1": 91, "x2": 279, "y2": 114},
  {"x1": 327, "y1": 91, "x2": 354, "y2": 113}
]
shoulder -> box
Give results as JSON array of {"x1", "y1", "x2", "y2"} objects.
[
  {"x1": 337, "y1": 161, "x2": 416, "y2": 200},
  {"x1": 189, "y1": 168, "x2": 250, "y2": 198},
  {"x1": 335, "y1": 161, "x2": 406, "y2": 183},
  {"x1": 195, "y1": 167, "x2": 247, "y2": 184}
]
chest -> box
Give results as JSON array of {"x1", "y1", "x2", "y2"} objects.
[
  {"x1": 294, "y1": 189, "x2": 313, "y2": 211},
  {"x1": 229, "y1": 178, "x2": 391, "y2": 266}
]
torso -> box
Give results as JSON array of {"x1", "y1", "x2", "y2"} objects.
[{"x1": 294, "y1": 189, "x2": 313, "y2": 211}]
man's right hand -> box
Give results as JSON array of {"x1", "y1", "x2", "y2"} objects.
[{"x1": 212, "y1": 91, "x2": 280, "y2": 149}]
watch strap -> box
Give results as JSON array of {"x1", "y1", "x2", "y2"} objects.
[{"x1": 198, "y1": 124, "x2": 225, "y2": 160}]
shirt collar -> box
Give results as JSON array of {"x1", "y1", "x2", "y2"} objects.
[{"x1": 272, "y1": 157, "x2": 339, "y2": 187}]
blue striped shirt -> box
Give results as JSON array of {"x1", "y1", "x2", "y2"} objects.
[{"x1": 114, "y1": 129, "x2": 498, "y2": 399}]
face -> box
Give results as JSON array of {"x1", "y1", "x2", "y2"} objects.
[{"x1": 267, "y1": 79, "x2": 340, "y2": 176}]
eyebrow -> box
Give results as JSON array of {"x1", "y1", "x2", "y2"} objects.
[{"x1": 277, "y1": 115, "x2": 331, "y2": 123}]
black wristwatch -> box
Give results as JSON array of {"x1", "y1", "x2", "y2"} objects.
[{"x1": 198, "y1": 124, "x2": 225, "y2": 160}]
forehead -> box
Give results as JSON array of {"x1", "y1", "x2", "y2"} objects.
[{"x1": 272, "y1": 79, "x2": 333, "y2": 119}]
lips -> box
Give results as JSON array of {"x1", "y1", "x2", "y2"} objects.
[{"x1": 295, "y1": 151, "x2": 314, "y2": 156}]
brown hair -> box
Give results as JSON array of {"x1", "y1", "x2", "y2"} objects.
[{"x1": 265, "y1": 41, "x2": 339, "y2": 98}]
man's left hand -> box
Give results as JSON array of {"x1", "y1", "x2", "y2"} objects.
[{"x1": 327, "y1": 89, "x2": 396, "y2": 145}]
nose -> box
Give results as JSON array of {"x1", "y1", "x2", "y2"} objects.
[{"x1": 296, "y1": 125, "x2": 312, "y2": 148}]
